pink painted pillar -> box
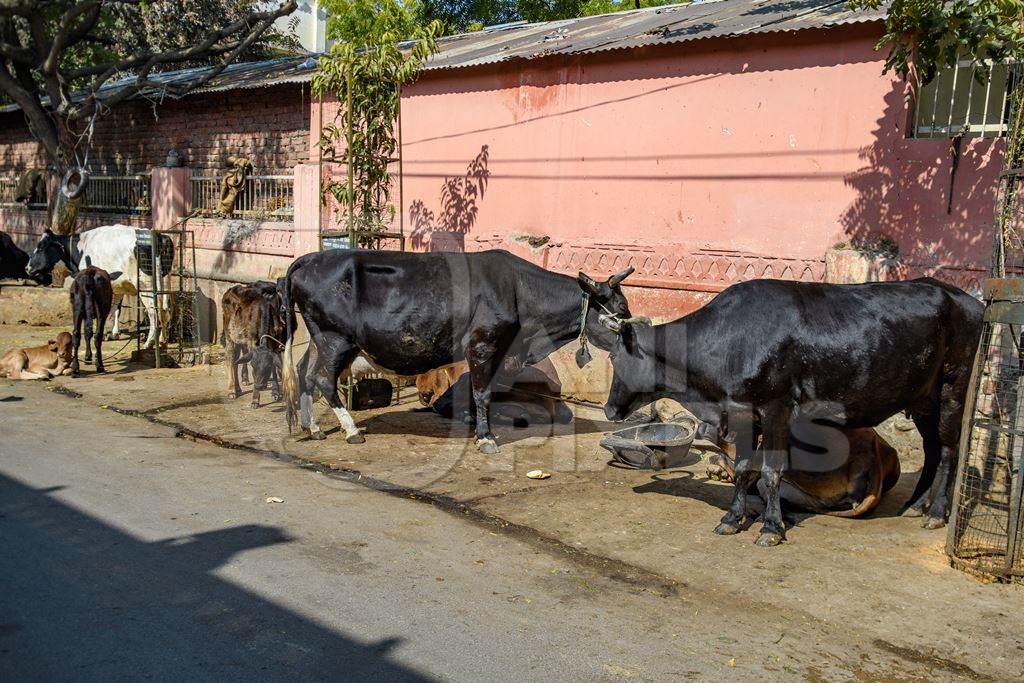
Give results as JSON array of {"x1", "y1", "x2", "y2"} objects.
[
  {"x1": 151, "y1": 166, "x2": 190, "y2": 230},
  {"x1": 293, "y1": 163, "x2": 320, "y2": 256}
]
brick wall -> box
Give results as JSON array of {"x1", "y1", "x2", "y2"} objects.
[
  {"x1": 0, "y1": 113, "x2": 45, "y2": 173},
  {"x1": 0, "y1": 82, "x2": 310, "y2": 175}
]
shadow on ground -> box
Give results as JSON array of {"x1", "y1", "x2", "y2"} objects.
[{"x1": 0, "y1": 473, "x2": 434, "y2": 681}]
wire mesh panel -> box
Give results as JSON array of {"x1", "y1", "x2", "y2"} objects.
[
  {"x1": 133, "y1": 228, "x2": 202, "y2": 367},
  {"x1": 948, "y1": 294, "x2": 1024, "y2": 579},
  {"x1": 948, "y1": 67, "x2": 1024, "y2": 580}
]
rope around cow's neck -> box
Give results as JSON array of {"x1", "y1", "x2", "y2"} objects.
[{"x1": 577, "y1": 292, "x2": 591, "y2": 358}]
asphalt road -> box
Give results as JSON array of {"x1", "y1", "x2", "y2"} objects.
[{"x1": 0, "y1": 381, "x2": 749, "y2": 681}]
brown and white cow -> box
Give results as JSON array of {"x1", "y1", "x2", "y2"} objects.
[
  {"x1": 222, "y1": 282, "x2": 286, "y2": 408},
  {"x1": 0, "y1": 332, "x2": 73, "y2": 380}
]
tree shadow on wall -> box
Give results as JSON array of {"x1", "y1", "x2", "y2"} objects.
[
  {"x1": 409, "y1": 145, "x2": 490, "y2": 252},
  {"x1": 839, "y1": 81, "x2": 995, "y2": 273}
]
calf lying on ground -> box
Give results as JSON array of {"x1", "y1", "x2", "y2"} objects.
[
  {"x1": 416, "y1": 362, "x2": 468, "y2": 406},
  {"x1": 70, "y1": 260, "x2": 122, "y2": 375},
  {"x1": 0, "y1": 332, "x2": 72, "y2": 379},
  {"x1": 430, "y1": 363, "x2": 574, "y2": 427},
  {"x1": 222, "y1": 282, "x2": 285, "y2": 408},
  {"x1": 704, "y1": 423, "x2": 901, "y2": 518}
]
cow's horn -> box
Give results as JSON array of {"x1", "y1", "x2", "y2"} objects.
[
  {"x1": 620, "y1": 315, "x2": 652, "y2": 326},
  {"x1": 608, "y1": 266, "x2": 635, "y2": 287}
]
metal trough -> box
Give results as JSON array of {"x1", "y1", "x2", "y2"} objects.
[{"x1": 600, "y1": 418, "x2": 699, "y2": 470}]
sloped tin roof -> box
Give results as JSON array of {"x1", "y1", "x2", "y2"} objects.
[{"x1": 0, "y1": 1, "x2": 884, "y2": 113}]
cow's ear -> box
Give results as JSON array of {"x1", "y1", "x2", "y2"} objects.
[
  {"x1": 43, "y1": 228, "x2": 54, "y2": 237},
  {"x1": 577, "y1": 272, "x2": 600, "y2": 296},
  {"x1": 107, "y1": 271, "x2": 122, "y2": 281},
  {"x1": 47, "y1": 339, "x2": 58, "y2": 351}
]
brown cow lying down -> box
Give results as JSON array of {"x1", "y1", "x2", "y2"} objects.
[
  {"x1": 704, "y1": 424, "x2": 901, "y2": 518},
  {"x1": 0, "y1": 331, "x2": 72, "y2": 380},
  {"x1": 427, "y1": 362, "x2": 574, "y2": 427}
]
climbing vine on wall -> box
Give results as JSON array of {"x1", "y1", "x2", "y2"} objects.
[{"x1": 312, "y1": 19, "x2": 441, "y2": 245}]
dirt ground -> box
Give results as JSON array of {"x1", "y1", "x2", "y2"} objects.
[{"x1": 3, "y1": 320, "x2": 1023, "y2": 680}]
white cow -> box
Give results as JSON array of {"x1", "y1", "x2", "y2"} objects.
[{"x1": 26, "y1": 224, "x2": 172, "y2": 348}]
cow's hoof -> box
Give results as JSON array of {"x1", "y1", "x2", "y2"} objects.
[
  {"x1": 229, "y1": 390, "x2": 241, "y2": 399},
  {"x1": 714, "y1": 521, "x2": 741, "y2": 536},
  {"x1": 346, "y1": 433, "x2": 366, "y2": 445},
  {"x1": 95, "y1": 365, "x2": 105, "y2": 374},
  {"x1": 271, "y1": 392, "x2": 282, "y2": 403},
  {"x1": 476, "y1": 438, "x2": 499, "y2": 455},
  {"x1": 755, "y1": 531, "x2": 784, "y2": 547},
  {"x1": 901, "y1": 506, "x2": 925, "y2": 518},
  {"x1": 923, "y1": 516, "x2": 947, "y2": 530},
  {"x1": 308, "y1": 429, "x2": 326, "y2": 441},
  {"x1": 250, "y1": 401, "x2": 260, "y2": 409},
  {"x1": 105, "y1": 333, "x2": 117, "y2": 341}
]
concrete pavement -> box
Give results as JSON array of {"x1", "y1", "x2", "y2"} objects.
[{"x1": 1, "y1": 382, "x2": 735, "y2": 681}]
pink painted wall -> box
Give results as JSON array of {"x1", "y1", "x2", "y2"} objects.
[{"x1": 316, "y1": 24, "x2": 1000, "y2": 317}]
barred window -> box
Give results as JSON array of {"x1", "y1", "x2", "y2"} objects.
[{"x1": 913, "y1": 61, "x2": 1014, "y2": 138}]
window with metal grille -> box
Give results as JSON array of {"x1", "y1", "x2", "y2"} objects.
[{"x1": 913, "y1": 61, "x2": 1014, "y2": 138}]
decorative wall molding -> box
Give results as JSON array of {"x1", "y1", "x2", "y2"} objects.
[
  {"x1": 468, "y1": 233, "x2": 986, "y2": 296},
  {"x1": 188, "y1": 217, "x2": 295, "y2": 257}
]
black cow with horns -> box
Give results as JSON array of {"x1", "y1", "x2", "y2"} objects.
[
  {"x1": 280, "y1": 249, "x2": 641, "y2": 453},
  {"x1": 602, "y1": 277, "x2": 983, "y2": 547}
]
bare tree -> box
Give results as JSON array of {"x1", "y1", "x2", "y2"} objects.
[{"x1": 0, "y1": 0, "x2": 298, "y2": 233}]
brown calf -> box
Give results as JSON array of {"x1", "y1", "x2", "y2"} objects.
[
  {"x1": 0, "y1": 332, "x2": 73, "y2": 379},
  {"x1": 222, "y1": 282, "x2": 285, "y2": 408},
  {"x1": 705, "y1": 425, "x2": 901, "y2": 518},
  {"x1": 70, "y1": 262, "x2": 122, "y2": 375}
]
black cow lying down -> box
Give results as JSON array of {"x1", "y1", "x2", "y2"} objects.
[
  {"x1": 603, "y1": 278, "x2": 982, "y2": 546},
  {"x1": 432, "y1": 365, "x2": 575, "y2": 427},
  {"x1": 280, "y1": 249, "x2": 640, "y2": 453}
]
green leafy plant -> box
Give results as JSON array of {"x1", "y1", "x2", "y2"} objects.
[
  {"x1": 849, "y1": 1, "x2": 1024, "y2": 84},
  {"x1": 312, "y1": 1, "x2": 441, "y2": 245}
]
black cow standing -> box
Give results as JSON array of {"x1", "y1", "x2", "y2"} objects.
[
  {"x1": 69, "y1": 258, "x2": 122, "y2": 375},
  {"x1": 1, "y1": 230, "x2": 39, "y2": 283},
  {"x1": 280, "y1": 249, "x2": 639, "y2": 452},
  {"x1": 603, "y1": 278, "x2": 983, "y2": 546}
]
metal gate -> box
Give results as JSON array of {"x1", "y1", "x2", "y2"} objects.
[
  {"x1": 133, "y1": 227, "x2": 201, "y2": 368},
  {"x1": 947, "y1": 64, "x2": 1024, "y2": 580}
]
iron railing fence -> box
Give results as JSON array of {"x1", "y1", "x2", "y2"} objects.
[
  {"x1": 0, "y1": 174, "x2": 150, "y2": 213},
  {"x1": 190, "y1": 172, "x2": 294, "y2": 220},
  {"x1": 914, "y1": 60, "x2": 1013, "y2": 139},
  {"x1": 0, "y1": 176, "x2": 45, "y2": 210},
  {"x1": 81, "y1": 174, "x2": 151, "y2": 214}
]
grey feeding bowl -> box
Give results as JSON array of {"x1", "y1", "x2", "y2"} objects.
[{"x1": 600, "y1": 419, "x2": 699, "y2": 470}]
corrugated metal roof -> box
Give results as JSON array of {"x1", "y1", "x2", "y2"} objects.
[
  {"x1": 423, "y1": 0, "x2": 886, "y2": 71},
  {"x1": 0, "y1": 0, "x2": 884, "y2": 114}
]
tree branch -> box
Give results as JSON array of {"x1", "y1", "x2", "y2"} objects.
[{"x1": 44, "y1": 1, "x2": 103, "y2": 76}]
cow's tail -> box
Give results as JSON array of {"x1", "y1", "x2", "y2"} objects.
[{"x1": 280, "y1": 264, "x2": 300, "y2": 433}]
